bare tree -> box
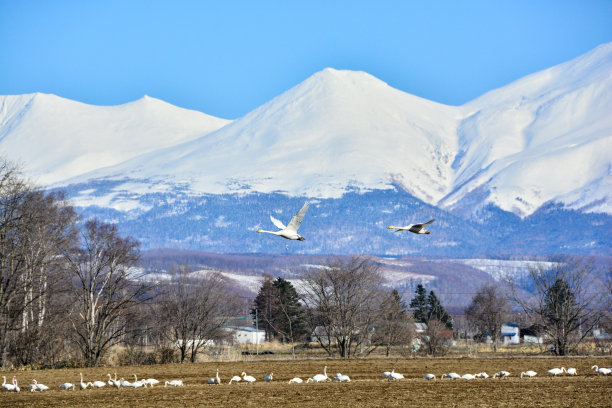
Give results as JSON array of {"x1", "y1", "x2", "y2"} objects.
[
  {"x1": 465, "y1": 284, "x2": 509, "y2": 352},
  {"x1": 376, "y1": 289, "x2": 414, "y2": 357},
  {"x1": 66, "y1": 220, "x2": 149, "y2": 366},
  {"x1": 302, "y1": 256, "x2": 383, "y2": 358},
  {"x1": 160, "y1": 268, "x2": 236, "y2": 363},
  {"x1": 423, "y1": 318, "x2": 452, "y2": 355},
  {"x1": 507, "y1": 256, "x2": 603, "y2": 355},
  {"x1": 0, "y1": 159, "x2": 78, "y2": 368}
]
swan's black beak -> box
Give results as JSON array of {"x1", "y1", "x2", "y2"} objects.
[{"x1": 298, "y1": 236, "x2": 306, "y2": 241}]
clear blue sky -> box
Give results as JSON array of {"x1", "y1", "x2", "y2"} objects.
[{"x1": 1, "y1": 1, "x2": 611, "y2": 119}]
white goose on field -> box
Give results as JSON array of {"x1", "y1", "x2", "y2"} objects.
[
  {"x1": 29, "y1": 379, "x2": 48, "y2": 392},
  {"x1": 423, "y1": 374, "x2": 436, "y2": 380},
  {"x1": 548, "y1": 367, "x2": 565, "y2": 376},
  {"x1": 208, "y1": 369, "x2": 221, "y2": 385},
  {"x1": 461, "y1": 374, "x2": 476, "y2": 380},
  {"x1": 493, "y1": 371, "x2": 510, "y2": 379},
  {"x1": 565, "y1": 367, "x2": 577, "y2": 375},
  {"x1": 333, "y1": 373, "x2": 351, "y2": 382},
  {"x1": 388, "y1": 219, "x2": 435, "y2": 234},
  {"x1": 132, "y1": 374, "x2": 146, "y2": 388},
  {"x1": 79, "y1": 373, "x2": 88, "y2": 390},
  {"x1": 107, "y1": 374, "x2": 116, "y2": 387},
  {"x1": 442, "y1": 372, "x2": 461, "y2": 380},
  {"x1": 228, "y1": 375, "x2": 242, "y2": 384},
  {"x1": 119, "y1": 378, "x2": 135, "y2": 388},
  {"x1": 164, "y1": 380, "x2": 184, "y2": 387},
  {"x1": 307, "y1": 365, "x2": 329, "y2": 383},
  {"x1": 288, "y1": 377, "x2": 303, "y2": 384},
  {"x1": 264, "y1": 372, "x2": 273, "y2": 382},
  {"x1": 382, "y1": 370, "x2": 391, "y2": 379},
  {"x1": 520, "y1": 371, "x2": 537, "y2": 378},
  {"x1": 388, "y1": 368, "x2": 404, "y2": 381},
  {"x1": 591, "y1": 365, "x2": 612, "y2": 375},
  {"x1": 90, "y1": 380, "x2": 106, "y2": 388},
  {"x1": 12, "y1": 377, "x2": 20, "y2": 392},
  {"x1": 257, "y1": 202, "x2": 310, "y2": 241},
  {"x1": 475, "y1": 372, "x2": 489, "y2": 379},
  {"x1": 2, "y1": 376, "x2": 15, "y2": 392},
  {"x1": 60, "y1": 382, "x2": 75, "y2": 390},
  {"x1": 241, "y1": 372, "x2": 256, "y2": 384},
  {"x1": 144, "y1": 378, "x2": 160, "y2": 387}
]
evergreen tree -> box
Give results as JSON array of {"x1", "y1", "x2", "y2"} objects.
[
  {"x1": 272, "y1": 277, "x2": 306, "y2": 343},
  {"x1": 409, "y1": 284, "x2": 428, "y2": 323},
  {"x1": 427, "y1": 291, "x2": 453, "y2": 329},
  {"x1": 252, "y1": 275, "x2": 279, "y2": 341},
  {"x1": 409, "y1": 284, "x2": 453, "y2": 329}
]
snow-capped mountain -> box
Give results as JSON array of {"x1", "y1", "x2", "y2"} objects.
[
  {"x1": 0, "y1": 43, "x2": 611, "y2": 255},
  {"x1": 0, "y1": 93, "x2": 231, "y2": 184},
  {"x1": 52, "y1": 42, "x2": 612, "y2": 218}
]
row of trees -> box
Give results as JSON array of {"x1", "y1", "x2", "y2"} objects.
[
  {"x1": 0, "y1": 159, "x2": 149, "y2": 368},
  {"x1": 253, "y1": 255, "x2": 610, "y2": 358}
]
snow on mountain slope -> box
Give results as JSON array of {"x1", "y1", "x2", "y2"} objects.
[
  {"x1": 443, "y1": 42, "x2": 612, "y2": 216},
  {"x1": 0, "y1": 93, "x2": 231, "y2": 184},
  {"x1": 2, "y1": 43, "x2": 611, "y2": 218},
  {"x1": 69, "y1": 68, "x2": 461, "y2": 203}
]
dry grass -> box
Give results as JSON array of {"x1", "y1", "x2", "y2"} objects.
[{"x1": 1, "y1": 356, "x2": 611, "y2": 407}]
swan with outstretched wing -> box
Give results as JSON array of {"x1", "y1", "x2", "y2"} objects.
[
  {"x1": 387, "y1": 219, "x2": 435, "y2": 234},
  {"x1": 257, "y1": 202, "x2": 310, "y2": 241}
]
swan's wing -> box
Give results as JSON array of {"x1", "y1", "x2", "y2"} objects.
[
  {"x1": 286, "y1": 202, "x2": 310, "y2": 232},
  {"x1": 422, "y1": 219, "x2": 435, "y2": 226},
  {"x1": 269, "y1": 215, "x2": 286, "y2": 230}
]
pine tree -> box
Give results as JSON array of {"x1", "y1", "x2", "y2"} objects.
[
  {"x1": 409, "y1": 284, "x2": 428, "y2": 323},
  {"x1": 272, "y1": 277, "x2": 306, "y2": 343},
  {"x1": 427, "y1": 291, "x2": 453, "y2": 329},
  {"x1": 252, "y1": 275, "x2": 280, "y2": 341}
]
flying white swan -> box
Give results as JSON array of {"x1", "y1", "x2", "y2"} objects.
[
  {"x1": 423, "y1": 374, "x2": 436, "y2": 380},
  {"x1": 547, "y1": 367, "x2": 565, "y2": 376},
  {"x1": 228, "y1": 375, "x2": 242, "y2": 384},
  {"x1": 307, "y1": 365, "x2": 329, "y2": 382},
  {"x1": 257, "y1": 202, "x2": 310, "y2": 241},
  {"x1": 241, "y1": 372, "x2": 256, "y2": 384},
  {"x1": 566, "y1": 367, "x2": 577, "y2": 375},
  {"x1": 208, "y1": 369, "x2": 221, "y2": 385},
  {"x1": 387, "y1": 219, "x2": 435, "y2": 234},
  {"x1": 591, "y1": 365, "x2": 611, "y2": 375},
  {"x1": 264, "y1": 372, "x2": 273, "y2": 382},
  {"x1": 288, "y1": 377, "x2": 303, "y2": 384},
  {"x1": 388, "y1": 368, "x2": 405, "y2": 381},
  {"x1": 164, "y1": 380, "x2": 184, "y2": 387},
  {"x1": 60, "y1": 382, "x2": 76, "y2": 390},
  {"x1": 520, "y1": 371, "x2": 537, "y2": 378}
]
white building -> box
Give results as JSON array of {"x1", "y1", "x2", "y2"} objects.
[
  {"x1": 500, "y1": 322, "x2": 520, "y2": 344},
  {"x1": 227, "y1": 326, "x2": 266, "y2": 345}
]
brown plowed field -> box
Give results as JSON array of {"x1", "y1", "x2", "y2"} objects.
[{"x1": 1, "y1": 357, "x2": 611, "y2": 407}]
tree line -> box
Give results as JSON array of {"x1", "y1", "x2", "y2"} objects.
[{"x1": 1, "y1": 157, "x2": 609, "y2": 368}]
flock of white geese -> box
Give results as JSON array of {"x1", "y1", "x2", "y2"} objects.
[{"x1": 3, "y1": 364, "x2": 609, "y2": 392}]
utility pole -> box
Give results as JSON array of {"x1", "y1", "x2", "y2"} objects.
[{"x1": 255, "y1": 308, "x2": 259, "y2": 355}]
